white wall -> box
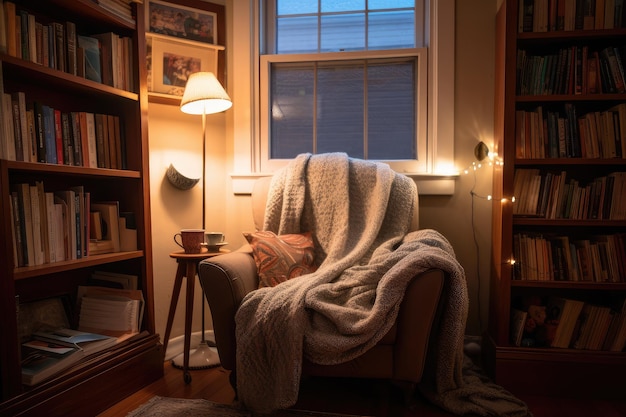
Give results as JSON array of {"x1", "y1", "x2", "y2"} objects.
[{"x1": 147, "y1": 0, "x2": 497, "y2": 345}]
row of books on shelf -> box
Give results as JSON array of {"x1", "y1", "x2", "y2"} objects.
[
  {"x1": 515, "y1": 103, "x2": 626, "y2": 159},
  {"x1": 0, "y1": 91, "x2": 127, "y2": 169},
  {"x1": 0, "y1": 0, "x2": 135, "y2": 91},
  {"x1": 519, "y1": 0, "x2": 626, "y2": 32},
  {"x1": 9, "y1": 181, "x2": 137, "y2": 267},
  {"x1": 513, "y1": 232, "x2": 626, "y2": 282},
  {"x1": 510, "y1": 296, "x2": 626, "y2": 353},
  {"x1": 516, "y1": 45, "x2": 626, "y2": 96},
  {"x1": 20, "y1": 280, "x2": 144, "y2": 386},
  {"x1": 513, "y1": 169, "x2": 626, "y2": 220}
]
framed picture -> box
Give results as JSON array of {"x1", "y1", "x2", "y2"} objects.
[
  {"x1": 147, "y1": 0, "x2": 218, "y2": 45},
  {"x1": 147, "y1": 34, "x2": 223, "y2": 98}
]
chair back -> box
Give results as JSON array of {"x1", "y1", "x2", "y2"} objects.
[{"x1": 251, "y1": 176, "x2": 419, "y2": 232}]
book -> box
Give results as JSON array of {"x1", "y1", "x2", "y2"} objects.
[
  {"x1": 42, "y1": 104, "x2": 56, "y2": 164},
  {"x1": 35, "y1": 181, "x2": 49, "y2": 264},
  {"x1": 45, "y1": 192, "x2": 57, "y2": 263},
  {"x1": 77, "y1": 35, "x2": 101, "y2": 83},
  {"x1": 78, "y1": 111, "x2": 98, "y2": 167},
  {"x1": 91, "y1": 201, "x2": 120, "y2": 253},
  {"x1": 15, "y1": 183, "x2": 35, "y2": 266},
  {"x1": 107, "y1": 114, "x2": 118, "y2": 169},
  {"x1": 3, "y1": 1, "x2": 16, "y2": 57},
  {"x1": 0, "y1": 0, "x2": 5, "y2": 54},
  {"x1": 10, "y1": 191, "x2": 26, "y2": 266},
  {"x1": 70, "y1": 112, "x2": 82, "y2": 166},
  {"x1": 21, "y1": 340, "x2": 83, "y2": 386},
  {"x1": 70, "y1": 186, "x2": 85, "y2": 258},
  {"x1": 1, "y1": 92, "x2": 16, "y2": 161},
  {"x1": 32, "y1": 101, "x2": 45, "y2": 162},
  {"x1": 52, "y1": 21, "x2": 65, "y2": 72},
  {"x1": 61, "y1": 112, "x2": 73, "y2": 165},
  {"x1": 53, "y1": 109, "x2": 64, "y2": 164},
  {"x1": 30, "y1": 328, "x2": 117, "y2": 356},
  {"x1": 92, "y1": 32, "x2": 118, "y2": 88},
  {"x1": 95, "y1": 113, "x2": 107, "y2": 167},
  {"x1": 11, "y1": 91, "x2": 29, "y2": 162},
  {"x1": 548, "y1": 297, "x2": 585, "y2": 348},
  {"x1": 510, "y1": 309, "x2": 528, "y2": 346},
  {"x1": 65, "y1": 21, "x2": 77, "y2": 75},
  {"x1": 21, "y1": 327, "x2": 117, "y2": 386},
  {"x1": 54, "y1": 189, "x2": 77, "y2": 259}
]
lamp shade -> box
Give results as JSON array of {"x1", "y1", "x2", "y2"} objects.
[{"x1": 180, "y1": 72, "x2": 232, "y2": 115}]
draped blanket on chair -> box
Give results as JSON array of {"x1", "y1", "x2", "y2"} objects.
[{"x1": 234, "y1": 153, "x2": 531, "y2": 417}]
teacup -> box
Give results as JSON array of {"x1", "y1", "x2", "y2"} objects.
[
  {"x1": 205, "y1": 232, "x2": 225, "y2": 246},
  {"x1": 174, "y1": 229, "x2": 205, "y2": 253}
]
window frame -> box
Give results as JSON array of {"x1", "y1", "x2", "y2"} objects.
[
  {"x1": 259, "y1": 48, "x2": 428, "y2": 173},
  {"x1": 228, "y1": 0, "x2": 456, "y2": 195}
]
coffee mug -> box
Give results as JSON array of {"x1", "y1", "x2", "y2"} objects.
[
  {"x1": 174, "y1": 229, "x2": 205, "y2": 253},
  {"x1": 205, "y1": 232, "x2": 225, "y2": 246}
]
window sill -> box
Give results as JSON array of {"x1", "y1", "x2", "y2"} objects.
[{"x1": 230, "y1": 172, "x2": 459, "y2": 196}]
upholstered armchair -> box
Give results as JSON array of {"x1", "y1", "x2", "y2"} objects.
[{"x1": 197, "y1": 154, "x2": 462, "y2": 413}]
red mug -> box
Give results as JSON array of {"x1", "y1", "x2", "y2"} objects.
[{"x1": 174, "y1": 229, "x2": 205, "y2": 253}]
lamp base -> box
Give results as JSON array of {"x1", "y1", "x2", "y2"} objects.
[{"x1": 171, "y1": 341, "x2": 220, "y2": 370}]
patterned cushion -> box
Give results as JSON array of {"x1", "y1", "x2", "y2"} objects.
[{"x1": 243, "y1": 231, "x2": 318, "y2": 288}]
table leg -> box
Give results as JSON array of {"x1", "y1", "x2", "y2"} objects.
[
  {"x1": 162, "y1": 261, "x2": 185, "y2": 358},
  {"x1": 182, "y1": 261, "x2": 197, "y2": 384}
]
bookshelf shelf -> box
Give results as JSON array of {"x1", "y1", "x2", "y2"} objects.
[
  {"x1": 511, "y1": 280, "x2": 626, "y2": 290},
  {"x1": 5, "y1": 160, "x2": 142, "y2": 178},
  {"x1": 512, "y1": 218, "x2": 626, "y2": 226},
  {"x1": 14, "y1": 251, "x2": 145, "y2": 280},
  {"x1": 517, "y1": 27, "x2": 626, "y2": 42},
  {"x1": 1, "y1": 53, "x2": 139, "y2": 99},
  {"x1": 0, "y1": 0, "x2": 162, "y2": 414},
  {"x1": 486, "y1": 0, "x2": 626, "y2": 398},
  {"x1": 516, "y1": 93, "x2": 626, "y2": 102},
  {"x1": 515, "y1": 158, "x2": 626, "y2": 165}
]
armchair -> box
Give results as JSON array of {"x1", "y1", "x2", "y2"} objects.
[{"x1": 197, "y1": 154, "x2": 456, "y2": 412}]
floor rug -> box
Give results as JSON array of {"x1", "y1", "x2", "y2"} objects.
[{"x1": 126, "y1": 396, "x2": 371, "y2": 417}]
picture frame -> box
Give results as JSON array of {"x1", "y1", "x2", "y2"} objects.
[
  {"x1": 147, "y1": 0, "x2": 218, "y2": 45},
  {"x1": 147, "y1": 33, "x2": 223, "y2": 98}
]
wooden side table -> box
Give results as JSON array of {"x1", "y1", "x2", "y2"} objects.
[{"x1": 163, "y1": 248, "x2": 228, "y2": 383}]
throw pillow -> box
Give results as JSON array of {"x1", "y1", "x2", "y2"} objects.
[{"x1": 243, "y1": 231, "x2": 318, "y2": 288}]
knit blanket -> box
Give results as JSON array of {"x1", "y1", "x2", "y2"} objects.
[{"x1": 234, "y1": 153, "x2": 531, "y2": 417}]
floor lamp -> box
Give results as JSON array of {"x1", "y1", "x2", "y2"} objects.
[{"x1": 173, "y1": 72, "x2": 232, "y2": 370}]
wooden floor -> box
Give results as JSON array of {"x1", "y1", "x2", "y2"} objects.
[{"x1": 97, "y1": 361, "x2": 626, "y2": 417}]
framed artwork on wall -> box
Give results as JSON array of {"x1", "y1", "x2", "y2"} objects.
[
  {"x1": 147, "y1": 0, "x2": 218, "y2": 45},
  {"x1": 147, "y1": 33, "x2": 223, "y2": 98},
  {"x1": 145, "y1": 0, "x2": 225, "y2": 104}
]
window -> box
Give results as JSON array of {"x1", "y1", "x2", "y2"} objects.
[{"x1": 259, "y1": 0, "x2": 431, "y2": 173}]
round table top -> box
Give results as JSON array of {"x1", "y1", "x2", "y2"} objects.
[{"x1": 169, "y1": 248, "x2": 231, "y2": 260}]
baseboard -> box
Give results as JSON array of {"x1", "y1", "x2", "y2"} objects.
[{"x1": 164, "y1": 330, "x2": 216, "y2": 361}]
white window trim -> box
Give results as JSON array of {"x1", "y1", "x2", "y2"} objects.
[
  {"x1": 259, "y1": 48, "x2": 428, "y2": 173},
  {"x1": 229, "y1": 0, "x2": 457, "y2": 195}
]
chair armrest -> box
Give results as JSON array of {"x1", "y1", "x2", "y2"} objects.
[
  {"x1": 197, "y1": 251, "x2": 259, "y2": 370},
  {"x1": 394, "y1": 268, "x2": 445, "y2": 381}
]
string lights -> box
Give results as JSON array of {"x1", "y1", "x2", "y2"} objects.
[
  {"x1": 463, "y1": 141, "x2": 514, "y2": 203},
  {"x1": 465, "y1": 141, "x2": 518, "y2": 290}
]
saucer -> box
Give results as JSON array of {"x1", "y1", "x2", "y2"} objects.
[{"x1": 201, "y1": 242, "x2": 228, "y2": 252}]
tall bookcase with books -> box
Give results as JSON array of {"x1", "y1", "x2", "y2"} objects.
[
  {"x1": 0, "y1": 1, "x2": 163, "y2": 415},
  {"x1": 486, "y1": 0, "x2": 626, "y2": 397}
]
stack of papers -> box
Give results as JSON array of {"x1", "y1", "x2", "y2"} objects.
[{"x1": 77, "y1": 286, "x2": 144, "y2": 341}]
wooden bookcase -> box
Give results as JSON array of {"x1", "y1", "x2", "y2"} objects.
[
  {"x1": 0, "y1": 1, "x2": 163, "y2": 415},
  {"x1": 486, "y1": 0, "x2": 626, "y2": 398}
]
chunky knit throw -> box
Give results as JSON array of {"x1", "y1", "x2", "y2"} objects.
[{"x1": 234, "y1": 153, "x2": 531, "y2": 417}]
